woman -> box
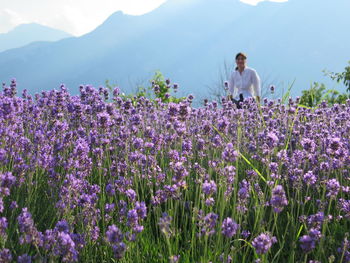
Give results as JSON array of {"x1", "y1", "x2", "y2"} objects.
[{"x1": 227, "y1": 52, "x2": 261, "y2": 108}]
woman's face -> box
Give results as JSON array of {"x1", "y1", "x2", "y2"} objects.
[{"x1": 236, "y1": 55, "x2": 246, "y2": 69}]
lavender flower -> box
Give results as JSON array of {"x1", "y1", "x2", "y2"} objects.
[
  {"x1": 202, "y1": 180, "x2": 217, "y2": 195},
  {"x1": 303, "y1": 171, "x2": 317, "y2": 186},
  {"x1": 326, "y1": 178, "x2": 340, "y2": 197},
  {"x1": 17, "y1": 254, "x2": 32, "y2": 263},
  {"x1": 252, "y1": 232, "x2": 277, "y2": 255},
  {"x1": 55, "y1": 220, "x2": 70, "y2": 233},
  {"x1": 17, "y1": 208, "x2": 43, "y2": 247},
  {"x1": 54, "y1": 232, "x2": 78, "y2": 262},
  {"x1": 270, "y1": 185, "x2": 288, "y2": 213},
  {"x1": 0, "y1": 217, "x2": 7, "y2": 237},
  {"x1": 0, "y1": 249, "x2": 12, "y2": 263},
  {"x1": 338, "y1": 199, "x2": 350, "y2": 219},
  {"x1": 106, "y1": 225, "x2": 123, "y2": 244},
  {"x1": 237, "y1": 180, "x2": 250, "y2": 213},
  {"x1": 327, "y1": 137, "x2": 342, "y2": 155},
  {"x1": 198, "y1": 212, "x2": 218, "y2": 237},
  {"x1": 338, "y1": 236, "x2": 350, "y2": 263},
  {"x1": 112, "y1": 242, "x2": 127, "y2": 259},
  {"x1": 299, "y1": 235, "x2": 316, "y2": 253},
  {"x1": 159, "y1": 213, "x2": 173, "y2": 237},
  {"x1": 299, "y1": 228, "x2": 321, "y2": 253},
  {"x1": 222, "y1": 143, "x2": 238, "y2": 163},
  {"x1": 135, "y1": 201, "x2": 147, "y2": 219},
  {"x1": 221, "y1": 217, "x2": 239, "y2": 238},
  {"x1": 125, "y1": 189, "x2": 137, "y2": 202}
]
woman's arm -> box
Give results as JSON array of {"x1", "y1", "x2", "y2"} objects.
[
  {"x1": 228, "y1": 72, "x2": 235, "y2": 96},
  {"x1": 251, "y1": 69, "x2": 261, "y2": 101}
]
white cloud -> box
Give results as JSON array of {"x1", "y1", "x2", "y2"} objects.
[
  {"x1": 240, "y1": 0, "x2": 288, "y2": 5},
  {"x1": 0, "y1": 9, "x2": 28, "y2": 33},
  {"x1": 0, "y1": 0, "x2": 167, "y2": 36}
]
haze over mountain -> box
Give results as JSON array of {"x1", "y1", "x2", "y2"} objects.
[
  {"x1": 0, "y1": 23, "x2": 72, "y2": 52},
  {"x1": 0, "y1": 0, "x2": 349, "y2": 99}
]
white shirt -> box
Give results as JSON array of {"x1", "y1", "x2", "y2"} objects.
[{"x1": 228, "y1": 67, "x2": 261, "y2": 99}]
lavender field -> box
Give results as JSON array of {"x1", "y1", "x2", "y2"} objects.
[{"x1": 0, "y1": 79, "x2": 350, "y2": 263}]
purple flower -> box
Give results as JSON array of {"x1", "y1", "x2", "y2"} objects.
[
  {"x1": 112, "y1": 242, "x2": 127, "y2": 259},
  {"x1": 199, "y1": 212, "x2": 218, "y2": 237},
  {"x1": 135, "y1": 201, "x2": 147, "y2": 219},
  {"x1": 0, "y1": 172, "x2": 16, "y2": 188},
  {"x1": 0, "y1": 217, "x2": 7, "y2": 237},
  {"x1": 55, "y1": 220, "x2": 70, "y2": 233},
  {"x1": 301, "y1": 138, "x2": 316, "y2": 153},
  {"x1": 241, "y1": 230, "x2": 251, "y2": 239},
  {"x1": 299, "y1": 228, "x2": 321, "y2": 253},
  {"x1": 270, "y1": 185, "x2": 288, "y2": 213},
  {"x1": 105, "y1": 203, "x2": 115, "y2": 213},
  {"x1": 269, "y1": 162, "x2": 278, "y2": 173},
  {"x1": 326, "y1": 178, "x2": 340, "y2": 197},
  {"x1": 299, "y1": 235, "x2": 316, "y2": 253},
  {"x1": 338, "y1": 199, "x2": 350, "y2": 219},
  {"x1": 17, "y1": 254, "x2": 32, "y2": 263},
  {"x1": 17, "y1": 208, "x2": 43, "y2": 247},
  {"x1": 307, "y1": 212, "x2": 324, "y2": 228},
  {"x1": 266, "y1": 132, "x2": 279, "y2": 147},
  {"x1": 159, "y1": 213, "x2": 173, "y2": 237},
  {"x1": 54, "y1": 232, "x2": 78, "y2": 262},
  {"x1": 97, "y1": 112, "x2": 112, "y2": 128},
  {"x1": 303, "y1": 171, "x2": 317, "y2": 186},
  {"x1": 222, "y1": 143, "x2": 238, "y2": 163},
  {"x1": 0, "y1": 249, "x2": 12, "y2": 263},
  {"x1": 202, "y1": 180, "x2": 217, "y2": 195},
  {"x1": 106, "y1": 225, "x2": 123, "y2": 244},
  {"x1": 132, "y1": 138, "x2": 144, "y2": 149},
  {"x1": 221, "y1": 217, "x2": 239, "y2": 238},
  {"x1": 0, "y1": 149, "x2": 6, "y2": 164},
  {"x1": 237, "y1": 180, "x2": 250, "y2": 213},
  {"x1": 127, "y1": 209, "x2": 142, "y2": 232},
  {"x1": 182, "y1": 140, "x2": 192, "y2": 153},
  {"x1": 252, "y1": 232, "x2": 277, "y2": 255},
  {"x1": 327, "y1": 137, "x2": 342, "y2": 155},
  {"x1": 105, "y1": 183, "x2": 115, "y2": 196},
  {"x1": 205, "y1": 197, "x2": 215, "y2": 206},
  {"x1": 172, "y1": 162, "x2": 189, "y2": 182},
  {"x1": 125, "y1": 189, "x2": 137, "y2": 202},
  {"x1": 309, "y1": 228, "x2": 321, "y2": 240}
]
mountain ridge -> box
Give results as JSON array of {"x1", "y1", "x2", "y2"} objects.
[{"x1": 0, "y1": 23, "x2": 72, "y2": 53}]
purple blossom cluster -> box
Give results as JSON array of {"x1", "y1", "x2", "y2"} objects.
[
  {"x1": 270, "y1": 185, "x2": 288, "y2": 213},
  {"x1": 221, "y1": 217, "x2": 239, "y2": 238},
  {"x1": 252, "y1": 232, "x2": 277, "y2": 255},
  {"x1": 0, "y1": 80, "x2": 350, "y2": 261}
]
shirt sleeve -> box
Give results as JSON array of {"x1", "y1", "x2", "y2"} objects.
[
  {"x1": 251, "y1": 69, "x2": 261, "y2": 97},
  {"x1": 228, "y1": 72, "x2": 235, "y2": 95}
]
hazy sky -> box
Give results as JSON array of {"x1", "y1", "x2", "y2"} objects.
[{"x1": 0, "y1": 0, "x2": 288, "y2": 36}]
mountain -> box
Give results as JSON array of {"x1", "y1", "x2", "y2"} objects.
[
  {"x1": 0, "y1": 0, "x2": 349, "y2": 99},
  {"x1": 0, "y1": 23, "x2": 72, "y2": 52}
]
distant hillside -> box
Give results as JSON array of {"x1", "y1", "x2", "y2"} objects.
[
  {"x1": 0, "y1": 23, "x2": 72, "y2": 52},
  {"x1": 0, "y1": 0, "x2": 349, "y2": 98}
]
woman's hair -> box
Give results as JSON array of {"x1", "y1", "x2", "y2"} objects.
[{"x1": 235, "y1": 52, "x2": 247, "y2": 60}]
